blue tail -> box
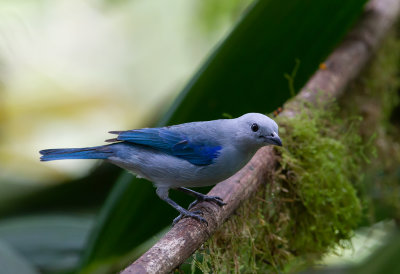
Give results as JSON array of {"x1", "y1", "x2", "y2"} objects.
[{"x1": 39, "y1": 145, "x2": 113, "y2": 161}]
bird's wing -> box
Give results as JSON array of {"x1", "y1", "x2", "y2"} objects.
[{"x1": 107, "y1": 128, "x2": 222, "y2": 166}]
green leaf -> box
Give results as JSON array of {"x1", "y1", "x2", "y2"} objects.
[
  {"x1": 351, "y1": 230, "x2": 400, "y2": 274},
  {"x1": 79, "y1": 0, "x2": 368, "y2": 271},
  {"x1": 309, "y1": 228, "x2": 400, "y2": 274},
  {"x1": 0, "y1": 215, "x2": 93, "y2": 273},
  {"x1": 0, "y1": 240, "x2": 39, "y2": 274},
  {"x1": 0, "y1": 164, "x2": 119, "y2": 218}
]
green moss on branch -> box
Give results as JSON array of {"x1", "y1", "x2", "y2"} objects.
[
  {"x1": 190, "y1": 100, "x2": 367, "y2": 273},
  {"x1": 189, "y1": 26, "x2": 400, "y2": 274}
]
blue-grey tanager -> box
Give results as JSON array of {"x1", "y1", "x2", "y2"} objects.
[{"x1": 40, "y1": 113, "x2": 282, "y2": 224}]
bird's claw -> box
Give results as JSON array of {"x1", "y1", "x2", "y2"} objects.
[
  {"x1": 172, "y1": 194, "x2": 226, "y2": 225},
  {"x1": 206, "y1": 196, "x2": 227, "y2": 207},
  {"x1": 188, "y1": 195, "x2": 226, "y2": 210},
  {"x1": 173, "y1": 210, "x2": 207, "y2": 226}
]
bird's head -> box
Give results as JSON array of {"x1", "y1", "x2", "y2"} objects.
[{"x1": 234, "y1": 113, "x2": 282, "y2": 149}]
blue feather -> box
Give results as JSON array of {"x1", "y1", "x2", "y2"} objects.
[
  {"x1": 40, "y1": 146, "x2": 113, "y2": 161},
  {"x1": 111, "y1": 128, "x2": 221, "y2": 166}
]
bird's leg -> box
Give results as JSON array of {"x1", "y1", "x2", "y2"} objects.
[
  {"x1": 177, "y1": 187, "x2": 226, "y2": 210},
  {"x1": 156, "y1": 187, "x2": 207, "y2": 225}
]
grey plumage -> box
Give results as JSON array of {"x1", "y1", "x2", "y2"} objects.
[{"x1": 40, "y1": 113, "x2": 282, "y2": 224}]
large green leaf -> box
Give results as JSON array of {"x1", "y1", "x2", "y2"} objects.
[
  {"x1": 0, "y1": 240, "x2": 38, "y2": 274},
  {"x1": 0, "y1": 215, "x2": 93, "y2": 273},
  {"x1": 351, "y1": 230, "x2": 400, "y2": 274},
  {"x1": 0, "y1": 164, "x2": 119, "y2": 218},
  {"x1": 79, "y1": 0, "x2": 368, "y2": 271},
  {"x1": 308, "y1": 228, "x2": 400, "y2": 274}
]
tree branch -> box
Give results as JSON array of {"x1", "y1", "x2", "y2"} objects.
[{"x1": 121, "y1": 0, "x2": 400, "y2": 273}]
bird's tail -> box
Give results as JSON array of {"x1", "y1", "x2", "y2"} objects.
[{"x1": 39, "y1": 145, "x2": 113, "y2": 162}]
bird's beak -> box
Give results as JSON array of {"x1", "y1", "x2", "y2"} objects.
[
  {"x1": 265, "y1": 133, "x2": 282, "y2": 146},
  {"x1": 273, "y1": 136, "x2": 282, "y2": 146},
  {"x1": 270, "y1": 135, "x2": 282, "y2": 147}
]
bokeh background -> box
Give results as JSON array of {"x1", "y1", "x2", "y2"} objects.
[
  {"x1": 0, "y1": 0, "x2": 399, "y2": 273},
  {"x1": 0, "y1": 0, "x2": 249, "y2": 183}
]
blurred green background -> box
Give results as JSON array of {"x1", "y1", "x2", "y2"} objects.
[
  {"x1": 0, "y1": 0, "x2": 250, "y2": 184},
  {"x1": 0, "y1": 0, "x2": 399, "y2": 273}
]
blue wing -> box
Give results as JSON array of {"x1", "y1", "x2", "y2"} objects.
[{"x1": 108, "y1": 128, "x2": 221, "y2": 166}]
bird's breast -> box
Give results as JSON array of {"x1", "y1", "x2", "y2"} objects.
[
  {"x1": 107, "y1": 142, "x2": 256, "y2": 189},
  {"x1": 212, "y1": 146, "x2": 255, "y2": 178}
]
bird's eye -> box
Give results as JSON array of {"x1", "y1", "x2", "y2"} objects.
[
  {"x1": 270, "y1": 133, "x2": 275, "y2": 137},
  {"x1": 251, "y1": 123, "x2": 259, "y2": 132}
]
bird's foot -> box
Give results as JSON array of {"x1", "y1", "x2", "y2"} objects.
[
  {"x1": 188, "y1": 195, "x2": 226, "y2": 210},
  {"x1": 173, "y1": 210, "x2": 207, "y2": 226}
]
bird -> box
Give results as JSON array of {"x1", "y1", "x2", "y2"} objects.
[{"x1": 40, "y1": 113, "x2": 282, "y2": 224}]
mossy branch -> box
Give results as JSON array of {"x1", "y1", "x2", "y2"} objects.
[{"x1": 121, "y1": 0, "x2": 400, "y2": 273}]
